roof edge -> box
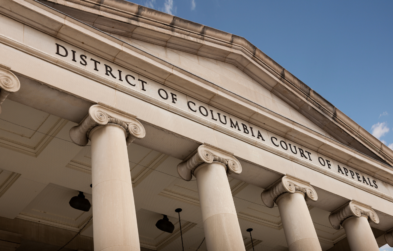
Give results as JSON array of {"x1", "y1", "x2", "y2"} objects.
[{"x1": 35, "y1": 0, "x2": 393, "y2": 166}]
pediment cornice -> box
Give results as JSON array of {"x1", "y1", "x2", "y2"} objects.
[
  {"x1": 32, "y1": 0, "x2": 393, "y2": 168},
  {"x1": 1, "y1": 0, "x2": 393, "y2": 182}
]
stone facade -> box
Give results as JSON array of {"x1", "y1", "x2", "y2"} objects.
[{"x1": 0, "y1": 0, "x2": 392, "y2": 250}]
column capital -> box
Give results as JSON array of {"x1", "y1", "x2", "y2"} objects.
[
  {"x1": 70, "y1": 104, "x2": 146, "y2": 146},
  {"x1": 385, "y1": 229, "x2": 393, "y2": 247},
  {"x1": 177, "y1": 144, "x2": 242, "y2": 181},
  {"x1": 261, "y1": 175, "x2": 318, "y2": 208},
  {"x1": 0, "y1": 65, "x2": 21, "y2": 114},
  {"x1": 329, "y1": 200, "x2": 379, "y2": 230}
]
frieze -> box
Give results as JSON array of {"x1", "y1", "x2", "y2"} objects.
[{"x1": 55, "y1": 43, "x2": 380, "y2": 191}]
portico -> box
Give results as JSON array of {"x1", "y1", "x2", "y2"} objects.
[{"x1": 0, "y1": 0, "x2": 393, "y2": 250}]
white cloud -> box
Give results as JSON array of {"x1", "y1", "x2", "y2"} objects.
[
  {"x1": 191, "y1": 0, "x2": 196, "y2": 10},
  {"x1": 371, "y1": 122, "x2": 390, "y2": 139},
  {"x1": 145, "y1": 0, "x2": 155, "y2": 8},
  {"x1": 380, "y1": 111, "x2": 388, "y2": 118},
  {"x1": 382, "y1": 140, "x2": 387, "y2": 144},
  {"x1": 389, "y1": 143, "x2": 393, "y2": 150},
  {"x1": 161, "y1": 0, "x2": 175, "y2": 15}
]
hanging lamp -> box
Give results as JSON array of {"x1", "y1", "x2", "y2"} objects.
[{"x1": 247, "y1": 228, "x2": 255, "y2": 251}]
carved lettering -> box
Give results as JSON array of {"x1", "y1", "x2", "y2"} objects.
[
  {"x1": 230, "y1": 119, "x2": 240, "y2": 131},
  {"x1": 55, "y1": 43, "x2": 380, "y2": 190}
]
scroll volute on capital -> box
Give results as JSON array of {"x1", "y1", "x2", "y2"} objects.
[
  {"x1": 261, "y1": 176, "x2": 318, "y2": 208},
  {"x1": 0, "y1": 67, "x2": 21, "y2": 114},
  {"x1": 329, "y1": 201, "x2": 380, "y2": 230},
  {"x1": 69, "y1": 105, "x2": 146, "y2": 146},
  {"x1": 177, "y1": 144, "x2": 242, "y2": 181}
]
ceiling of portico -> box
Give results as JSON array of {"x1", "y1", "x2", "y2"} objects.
[
  {"x1": 0, "y1": 100, "x2": 68, "y2": 157},
  {"x1": 18, "y1": 183, "x2": 92, "y2": 231},
  {"x1": 0, "y1": 98, "x2": 371, "y2": 250}
]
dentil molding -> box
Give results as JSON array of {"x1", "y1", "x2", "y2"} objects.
[
  {"x1": 261, "y1": 175, "x2": 318, "y2": 208},
  {"x1": 329, "y1": 200, "x2": 379, "y2": 230},
  {"x1": 0, "y1": 65, "x2": 20, "y2": 114},
  {"x1": 70, "y1": 104, "x2": 146, "y2": 146},
  {"x1": 177, "y1": 144, "x2": 242, "y2": 181}
]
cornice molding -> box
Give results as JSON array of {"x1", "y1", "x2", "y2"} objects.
[
  {"x1": 329, "y1": 200, "x2": 379, "y2": 230},
  {"x1": 177, "y1": 144, "x2": 242, "y2": 181},
  {"x1": 3, "y1": 29, "x2": 392, "y2": 201},
  {"x1": 1, "y1": 1, "x2": 393, "y2": 188},
  {"x1": 0, "y1": 65, "x2": 20, "y2": 114},
  {"x1": 261, "y1": 175, "x2": 318, "y2": 208},
  {"x1": 69, "y1": 104, "x2": 146, "y2": 146},
  {"x1": 36, "y1": 0, "x2": 393, "y2": 167},
  {"x1": 2, "y1": 0, "x2": 393, "y2": 204}
]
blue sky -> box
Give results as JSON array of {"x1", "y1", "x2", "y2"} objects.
[
  {"x1": 131, "y1": 2, "x2": 393, "y2": 248},
  {"x1": 381, "y1": 244, "x2": 393, "y2": 251},
  {"x1": 130, "y1": 1, "x2": 393, "y2": 150}
]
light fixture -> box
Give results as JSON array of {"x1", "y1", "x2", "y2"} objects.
[
  {"x1": 69, "y1": 191, "x2": 91, "y2": 212},
  {"x1": 247, "y1": 228, "x2": 255, "y2": 251},
  {"x1": 175, "y1": 208, "x2": 184, "y2": 251},
  {"x1": 155, "y1": 209, "x2": 185, "y2": 251},
  {"x1": 156, "y1": 215, "x2": 174, "y2": 233}
]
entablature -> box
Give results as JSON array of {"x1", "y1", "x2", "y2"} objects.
[
  {"x1": 1, "y1": 0, "x2": 393, "y2": 206},
  {"x1": 34, "y1": 0, "x2": 393, "y2": 168}
]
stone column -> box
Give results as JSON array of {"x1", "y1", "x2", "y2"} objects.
[
  {"x1": 261, "y1": 176, "x2": 321, "y2": 251},
  {"x1": 70, "y1": 104, "x2": 146, "y2": 251},
  {"x1": 0, "y1": 65, "x2": 21, "y2": 114},
  {"x1": 385, "y1": 229, "x2": 393, "y2": 247},
  {"x1": 177, "y1": 144, "x2": 245, "y2": 251},
  {"x1": 329, "y1": 200, "x2": 380, "y2": 251}
]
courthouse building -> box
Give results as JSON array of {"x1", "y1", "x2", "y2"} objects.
[{"x1": 1, "y1": 0, "x2": 393, "y2": 250}]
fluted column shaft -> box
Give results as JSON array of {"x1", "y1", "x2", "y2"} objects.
[
  {"x1": 342, "y1": 216, "x2": 379, "y2": 251},
  {"x1": 194, "y1": 162, "x2": 245, "y2": 251},
  {"x1": 90, "y1": 124, "x2": 139, "y2": 251},
  {"x1": 276, "y1": 192, "x2": 322, "y2": 251}
]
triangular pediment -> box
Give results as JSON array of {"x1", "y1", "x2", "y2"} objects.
[
  {"x1": 12, "y1": 0, "x2": 393, "y2": 166},
  {"x1": 113, "y1": 37, "x2": 332, "y2": 137}
]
